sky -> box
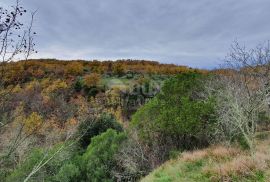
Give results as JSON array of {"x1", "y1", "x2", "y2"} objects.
[{"x1": 2, "y1": 0, "x2": 270, "y2": 68}]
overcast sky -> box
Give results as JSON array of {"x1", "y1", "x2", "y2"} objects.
[{"x1": 2, "y1": 0, "x2": 270, "y2": 68}]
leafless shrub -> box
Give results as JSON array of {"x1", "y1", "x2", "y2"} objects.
[
  {"x1": 207, "y1": 41, "x2": 270, "y2": 153},
  {"x1": 113, "y1": 131, "x2": 152, "y2": 181}
]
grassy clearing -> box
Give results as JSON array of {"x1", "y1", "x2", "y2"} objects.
[{"x1": 142, "y1": 132, "x2": 270, "y2": 182}]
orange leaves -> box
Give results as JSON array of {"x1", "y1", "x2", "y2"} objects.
[
  {"x1": 65, "y1": 61, "x2": 84, "y2": 76},
  {"x1": 84, "y1": 73, "x2": 101, "y2": 87},
  {"x1": 42, "y1": 79, "x2": 68, "y2": 95}
]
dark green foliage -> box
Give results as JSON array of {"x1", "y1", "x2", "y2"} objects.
[
  {"x1": 74, "y1": 77, "x2": 84, "y2": 92},
  {"x1": 131, "y1": 73, "x2": 216, "y2": 152},
  {"x1": 87, "y1": 87, "x2": 99, "y2": 97},
  {"x1": 125, "y1": 73, "x2": 134, "y2": 79},
  {"x1": 53, "y1": 163, "x2": 80, "y2": 182},
  {"x1": 78, "y1": 113, "x2": 123, "y2": 149},
  {"x1": 81, "y1": 129, "x2": 126, "y2": 181},
  {"x1": 5, "y1": 115, "x2": 124, "y2": 182}
]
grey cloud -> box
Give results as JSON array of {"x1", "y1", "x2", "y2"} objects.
[{"x1": 1, "y1": 0, "x2": 270, "y2": 68}]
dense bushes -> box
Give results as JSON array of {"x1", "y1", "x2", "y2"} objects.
[
  {"x1": 54, "y1": 163, "x2": 80, "y2": 182},
  {"x1": 2, "y1": 72, "x2": 219, "y2": 181},
  {"x1": 131, "y1": 73, "x2": 217, "y2": 165},
  {"x1": 81, "y1": 129, "x2": 126, "y2": 181},
  {"x1": 5, "y1": 129, "x2": 126, "y2": 182}
]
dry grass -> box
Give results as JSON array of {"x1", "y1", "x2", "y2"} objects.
[
  {"x1": 203, "y1": 151, "x2": 270, "y2": 180},
  {"x1": 182, "y1": 146, "x2": 240, "y2": 162},
  {"x1": 205, "y1": 156, "x2": 254, "y2": 176},
  {"x1": 208, "y1": 146, "x2": 240, "y2": 160},
  {"x1": 182, "y1": 149, "x2": 208, "y2": 162}
]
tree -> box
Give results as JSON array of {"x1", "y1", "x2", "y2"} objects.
[
  {"x1": 131, "y1": 73, "x2": 216, "y2": 166},
  {"x1": 84, "y1": 73, "x2": 101, "y2": 88},
  {"x1": 23, "y1": 112, "x2": 43, "y2": 134},
  {"x1": 113, "y1": 131, "x2": 151, "y2": 181},
  {"x1": 73, "y1": 77, "x2": 83, "y2": 92},
  {"x1": 54, "y1": 163, "x2": 80, "y2": 182},
  {"x1": 113, "y1": 63, "x2": 125, "y2": 76},
  {"x1": 208, "y1": 41, "x2": 270, "y2": 153},
  {"x1": 65, "y1": 62, "x2": 83, "y2": 76},
  {"x1": 0, "y1": 0, "x2": 36, "y2": 129},
  {"x1": 0, "y1": 0, "x2": 36, "y2": 87}
]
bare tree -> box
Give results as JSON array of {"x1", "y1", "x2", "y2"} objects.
[
  {"x1": 0, "y1": 0, "x2": 36, "y2": 127},
  {"x1": 0, "y1": 0, "x2": 37, "y2": 169},
  {"x1": 112, "y1": 131, "x2": 151, "y2": 181},
  {"x1": 208, "y1": 41, "x2": 270, "y2": 154}
]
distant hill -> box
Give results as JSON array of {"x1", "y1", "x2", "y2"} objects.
[{"x1": 1, "y1": 59, "x2": 207, "y2": 85}]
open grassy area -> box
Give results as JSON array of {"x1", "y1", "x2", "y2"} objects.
[{"x1": 142, "y1": 132, "x2": 270, "y2": 182}]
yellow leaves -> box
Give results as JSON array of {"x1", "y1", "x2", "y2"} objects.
[
  {"x1": 40, "y1": 78, "x2": 50, "y2": 88},
  {"x1": 42, "y1": 79, "x2": 68, "y2": 95},
  {"x1": 12, "y1": 84, "x2": 22, "y2": 93},
  {"x1": 84, "y1": 73, "x2": 101, "y2": 87},
  {"x1": 25, "y1": 80, "x2": 39, "y2": 91},
  {"x1": 24, "y1": 112, "x2": 43, "y2": 134},
  {"x1": 13, "y1": 103, "x2": 43, "y2": 134},
  {"x1": 65, "y1": 61, "x2": 84, "y2": 75}
]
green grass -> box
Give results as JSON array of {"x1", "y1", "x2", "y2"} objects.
[
  {"x1": 100, "y1": 74, "x2": 166, "y2": 92},
  {"x1": 142, "y1": 159, "x2": 211, "y2": 182},
  {"x1": 142, "y1": 158, "x2": 267, "y2": 182}
]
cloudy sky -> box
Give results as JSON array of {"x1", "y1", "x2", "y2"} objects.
[{"x1": 2, "y1": 0, "x2": 270, "y2": 68}]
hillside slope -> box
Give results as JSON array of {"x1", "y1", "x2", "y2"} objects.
[{"x1": 142, "y1": 132, "x2": 270, "y2": 182}]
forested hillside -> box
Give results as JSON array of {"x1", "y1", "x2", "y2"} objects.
[
  {"x1": 2, "y1": 51, "x2": 270, "y2": 182},
  {"x1": 0, "y1": 59, "x2": 207, "y2": 181},
  {"x1": 1, "y1": 1, "x2": 270, "y2": 181}
]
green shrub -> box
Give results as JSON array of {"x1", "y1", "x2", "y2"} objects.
[
  {"x1": 74, "y1": 77, "x2": 84, "y2": 92},
  {"x1": 6, "y1": 149, "x2": 44, "y2": 182},
  {"x1": 87, "y1": 87, "x2": 99, "y2": 97},
  {"x1": 81, "y1": 129, "x2": 126, "y2": 181},
  {"x1": 6, "y1": 143, "x2": 78, "y2": 182},
  {"x1": 54, "y1": 163, "x2": 80, "y2": 182},
  {"x1": 77, "y1": 113, "x2": 123, "y2": 149},
  {"x1": 131, "y1": 73, "x2": 216, "y2": 158}
]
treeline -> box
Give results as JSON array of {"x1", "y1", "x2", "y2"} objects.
[{"x1": 1, "y1": 59, "x2": 207, "y2": 85}]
